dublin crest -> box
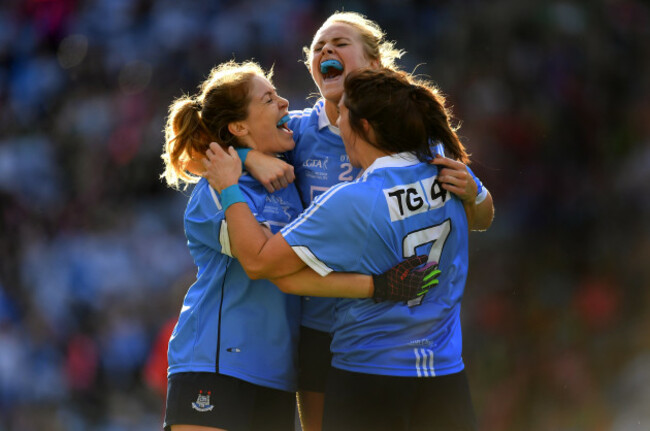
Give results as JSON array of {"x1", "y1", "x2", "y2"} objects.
[{"x1": 191, "y1": 390, "x2": 214, "y2": 412}]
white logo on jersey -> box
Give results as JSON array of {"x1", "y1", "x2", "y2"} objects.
[
  {"x1": 383, "y1": 175, "x2": 450, "y2": 222},
  {"x1": 265, "y1": 194, "x2": 295, "y2": 220},
  {"x1": 414, "y1": 348, "x2": 436, "y2": 377},
  {"x1": 303, "y1": 158, "x2": 328, "y2": 170}
]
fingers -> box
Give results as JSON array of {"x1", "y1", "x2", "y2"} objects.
[
  {"x1": 227, "y1": 145, "x2": 240, "y2": 160},
  {"x1": 431, "y1": 154, "x2": 463, "y2": 168},
  {"x1": 270, "y1": 180, "x2": 282, "y2": 192},
  {"x1": 401, "y1": 255, "x2": 428, "y2": 269},
  {"x1": 285, "y1": 167, "x2": 296, "y2": 184},
  {"x1": 263, "y1": 183, "x2": 276, "y2": 194},
  {"x1": 422, "y1": 267, "x2": 441, "y2": 288},
  {"x1": 206, "y1": 142, "x2": 222, "y2": 159},
  {"x1": 260, "y1": 162, "x2": 295, "y2": 194},
  {"x1": 436, "y1": 162, "x2": 477, "y2": 202},
  {"x1": 438, "y1": 168, "x2": 469, "y2": 186}
]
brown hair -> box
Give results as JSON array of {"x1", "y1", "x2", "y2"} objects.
[
  {"x1": 343, "y1": 68, "x2": 469, "y2": 164},
  {"x1": 303, "y1": 11, "x2": 404, "y2": 72},
  {"x1": 161, "y1": 60, "x2": 272, "y2": 189}
]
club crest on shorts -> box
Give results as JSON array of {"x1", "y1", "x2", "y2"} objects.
[{"x1": 191, "y1": 390, "x2": 214, "y2": 412}]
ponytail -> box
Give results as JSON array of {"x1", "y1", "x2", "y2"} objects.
[
  {"x1": 411, "y1": 85, "x2": 469, "y2": 164},
  {"x1": 161, "y1": 96, "x2": 212, "y2": 190}
]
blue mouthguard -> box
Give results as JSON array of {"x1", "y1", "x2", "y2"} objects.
[
  {"x1": 320, "y1": 59, "x2": 343, "y2": 74},
  {"x1": 277, "y1": 114, "x2": 290, "y2": 127}
]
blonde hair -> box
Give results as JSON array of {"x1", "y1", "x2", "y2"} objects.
[
  {"x1": 303, "y1": 11, "x2": 404, "y2": 71},
  {"x1": 161, "y1": 61, "x2": 272, "y2": 189}
]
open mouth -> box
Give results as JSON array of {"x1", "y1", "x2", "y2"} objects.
[
  {"x1": 276, "y1": 114, "x2": 292, "y2": 134},
  {"x1": 320, "y1": 59, "x2": 343, "y2": 80}
]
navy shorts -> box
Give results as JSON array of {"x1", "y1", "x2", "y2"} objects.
[
  {"x1": 164, "y1": 372, "x2": 295, "y2": 431},
  {"x1": 297, "y1": 326, "x2": 333, "y2": 393},
  {"x1": 322, "y1": 367, "x2": 477, "y2": 431}
]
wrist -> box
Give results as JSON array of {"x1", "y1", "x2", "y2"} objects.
[{"x1": 220, "y1": 184, "x2": 246, "y2": 211}]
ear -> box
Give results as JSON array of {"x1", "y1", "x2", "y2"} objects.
[
  {"x1": 361, "y1": 118, "x2": 378, "y2": 145},
  {"x1": 360, "y1": 118, "x2": 371, "y2": 134},
  {"x1": 369, "y1": 58, "x2": 381, "y2": 69},
  {"x1": 228, "y1": 121, "x2": 248, "y2": 137}
]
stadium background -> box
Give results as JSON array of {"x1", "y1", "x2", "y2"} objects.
[{"x1": 0, "y1": 0, "x2": 648, "y2": 429}]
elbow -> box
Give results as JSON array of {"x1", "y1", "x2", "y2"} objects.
[
  {"x1": 240, "y1": 259, "x2": 271, "y2": 280},
  {"x1": 243, "y1": 266, "x2": 266, "y2": 280},
  {"x1": 245, "y1": 271, "x2": 265, "y2": 280}
]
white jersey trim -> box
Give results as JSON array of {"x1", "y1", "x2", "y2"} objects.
[
  {"x1": 362, "y1": 152, "x2": 421, "y2": 178},
  {"x1": 282, "y1": 181, "x2": 356, "y2": 237},
  {"x1": 219, "y1": 220, "x2": 232, "y2": 257},
  {"x1": 414, "y1": 348, "x2": 436, "y2": 377},
  {"x1": 475, "y1": 187, "x2": 488, "y2": 205},
  {"x1": 209, "y1": 185, "x2": 222, "y2": 211},
  {"x1": 317, "y1": 100, "x2": 341, "y2": 136},
  {"x1": 291, "y1": 245, "x2": 333, "y2": 276}
]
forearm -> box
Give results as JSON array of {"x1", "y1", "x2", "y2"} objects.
[
  {"x1": 271, "y1": 268, "x2": 374, "y2": 298},
  {"x1": 225, "y1": 203, "x2": 303, "y2": 279},
  {"x1": 466, "y1": 191, "x2": 494, "y2": 231}
]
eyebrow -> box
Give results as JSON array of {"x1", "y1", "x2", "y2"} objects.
[
  {"x1": 313, "y1": 36, "x2": 352, "y2": 47},
  {"x1": 260, "y1": 89, "x2": 275, "y2": 101}
]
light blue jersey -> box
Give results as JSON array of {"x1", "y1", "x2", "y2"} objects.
[
  {"x1": 286, "y1": 99, "x2": 362, "y2": 332},
  {"x1": 168, "y1": 175, "x2": 303, "y2": 392},
  {"x1": 281, "y1": 153, "x2": 469, "y2": 377}
]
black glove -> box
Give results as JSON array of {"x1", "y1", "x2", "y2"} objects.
[{"x1": 372, "y1": 255, "x2": 441, "y2": 302}]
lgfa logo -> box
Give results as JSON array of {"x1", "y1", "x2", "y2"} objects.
[
  {"x1": 192, "y1": 390, "x2": 214, "y2": 412},
  {"x1": 302, "y1": 158, "x2": 328, "y2": 170}
]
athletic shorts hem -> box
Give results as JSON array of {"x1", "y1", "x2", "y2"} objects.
[{"x1": 168, "y1": 366, "x2": 296, "y2": 393}]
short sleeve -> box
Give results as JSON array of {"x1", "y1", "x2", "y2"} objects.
[
  {"x1": 185, "y1": 181, "x2": 266, "y2": 255},
  {"x1": 281, "y1": 182, "x2": 370, "y2": 276}
]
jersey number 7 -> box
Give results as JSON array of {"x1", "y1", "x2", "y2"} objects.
[{"x1": 402, "y1": 219, "x2": 451, "y2": 307}]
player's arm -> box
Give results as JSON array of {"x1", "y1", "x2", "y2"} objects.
[
  {"x1": 205, "y1": 143, "x2": 439, "y2": 301},
  {"x1": 238, "y1": 148, "x2": 295, "y2": 193},
  {"x1": 271, "y1": 268, "x2": 373, "y2": 298},
  {"x1": 202, "y1": 143, "x2": 312, "y2": 279},
  {"x1": 270, "y1": 255, "x2": 439, "y2": 300},
  {"x1": 226, "y1": 204, "x2": 438, "y2": 300},
  {"x1": 431, "y1": 154, "x2": 494, "y2": 231},
  {"x1": 466, "y1": 191, "x2": 493, "y2": 231}
]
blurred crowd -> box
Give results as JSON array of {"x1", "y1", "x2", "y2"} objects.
[{"x1": 0, "y1": 0, "x2": 648, "y2": 430}]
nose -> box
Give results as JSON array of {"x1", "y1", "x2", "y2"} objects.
[
  {"x1": 319, "y1": 42, "x2": 334, "y2": 56},
  {"x1": 278, "y1": 95, "x2": 289, "y2": 110}
]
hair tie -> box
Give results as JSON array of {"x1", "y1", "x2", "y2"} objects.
[{"x1": 192, "y1": 100, "x2": 203, "y2": 112}]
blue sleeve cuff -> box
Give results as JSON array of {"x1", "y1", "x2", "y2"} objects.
[
  {"x1": 219, "y1": 184, "x2": 246, "y2": 211},
  {"x1": 236, "y1": 148, "x2": 252, "y2": 169}
]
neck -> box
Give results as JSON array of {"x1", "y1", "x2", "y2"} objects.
[
  {"x1": 324, "y1": 99, "x2": 339, "y2": 126},
  {"x1": 356, "y1": 143, "x2": 393, "y2": 170}
]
